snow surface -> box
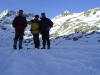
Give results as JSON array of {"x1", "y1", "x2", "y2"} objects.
[{"x1": 0, "y1": 27, "x2": 100, "y2": 75}]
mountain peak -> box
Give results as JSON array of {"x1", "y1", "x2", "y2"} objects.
[
  {"x1": 91, "y1": 8, "x2": 100, "y2": 11},
  {"x1": 62, "y1": 10, "x2": 70, "y2": 16},
  {"x1": 0, "y1": 10, "x2": 34, "y2": 25},
  {"x1": 53, "y1": 10, "x2": 71, "y2": 20},
  {"x1": 0, "y1": 10, "x2": 17, "y2": 18}
]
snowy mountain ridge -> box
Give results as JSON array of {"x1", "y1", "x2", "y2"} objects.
[
  {"x1": 51, "y1": 8, "x2": 100, "y2": 39},
  {"x1": 0, "y1": 9, "x2": 34, "y2": 25},
  {"x1": 53, "y1": 10, "x2": 71, "y2": 19},
  {"x1": 0, "y1": 8, "x2": 100, "y2": 41}
]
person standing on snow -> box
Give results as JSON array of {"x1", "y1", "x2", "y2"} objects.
[
  {"x1": 40, "y1": 13, "x2": 53, "y2": 49},
  {"x1": 12, "y1": 10, "x2": 27, "y2": 50},
  {"x1": 27, "y1": 15, "x2": 40, "y2": 49}
]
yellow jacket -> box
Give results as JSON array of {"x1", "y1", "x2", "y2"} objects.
[{"x1": 27, "y1": 20, "x2": 39, "y2": 34}]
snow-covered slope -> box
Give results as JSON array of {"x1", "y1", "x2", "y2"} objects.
[
  {"x1": 0, "y1": 30, "x2": 100, "y2": 75},
  {"x1": 0, "y1": 9, "x2": 34, "y2": 25},
  {"x1": 51, "y1": 8, "x2": 100, "y2": 38}
]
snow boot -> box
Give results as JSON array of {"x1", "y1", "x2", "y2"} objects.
[
  {"x1": 13, "y1": 40, "x2": 17, "y2": 49},
  {"x1": 19, "y1": 45, "x2": 22, "y2": 50},
  {"x1": 35, "y1": 46, "x2": 40, "y2": 49},
  {"x1": 13, "y1": 45, "x2": 17, "y2": 50},
  {"x1": 47, "y1": 45, "x2": 50, "y2": 50},
  {"x1": 41, "y1": 45, "x2": 45, "y2": 49}
]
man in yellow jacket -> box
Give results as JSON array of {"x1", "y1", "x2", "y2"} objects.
[{"x1": 27, "y1": 15, "x2": 40, "y2": 49}]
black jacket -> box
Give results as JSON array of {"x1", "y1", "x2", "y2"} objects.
[
  {"x1": 12, "y1": 16, "x2": 27, "y2": 32},
  {"x1": 40, "y1": 17, "x2": 53, "y2": 34}
]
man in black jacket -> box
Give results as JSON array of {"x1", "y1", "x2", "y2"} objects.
[
  {"x1": 40, "y1": 13, "x2": 53, "y2": 49},
  {"x1": 12, "y1": 10, "x2": 27, "y2": 49}
]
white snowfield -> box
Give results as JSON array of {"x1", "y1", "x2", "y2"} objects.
[{"x1": 0, "y1": 27, "x2": 100, "y2": 75}]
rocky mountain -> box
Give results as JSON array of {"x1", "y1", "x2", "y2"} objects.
[
  {"x1": 0, "y1": 9, "x2": 34, "y2": 25},
  {"x1": 51, "y1": 8, "x2": 100, "y2": 39},
  {"x1": 0, "y1": 8, "x2": 100, "y2": 42}
]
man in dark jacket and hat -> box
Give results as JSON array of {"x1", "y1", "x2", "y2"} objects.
[
  {"x1": 12, "y1": 10, "x2": 27, "y2": 49},
  {"x1": 40, "y1": 13, "x2": 53, "y2": 49}
]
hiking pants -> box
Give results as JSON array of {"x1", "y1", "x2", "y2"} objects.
[
  {"x1": 14, "y1": 32, "x2": 24, "y2": 46},
  {"x1": 33, "y1": 34, "x2": 40, "y2": 48},
  {"x1": 41, "y1": 32, "x2": 50, "y2": 47}
]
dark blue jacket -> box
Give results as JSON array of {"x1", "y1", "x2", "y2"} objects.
[{"x1": 40, "y1": 17, "x2": 53, "y2": 34}]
